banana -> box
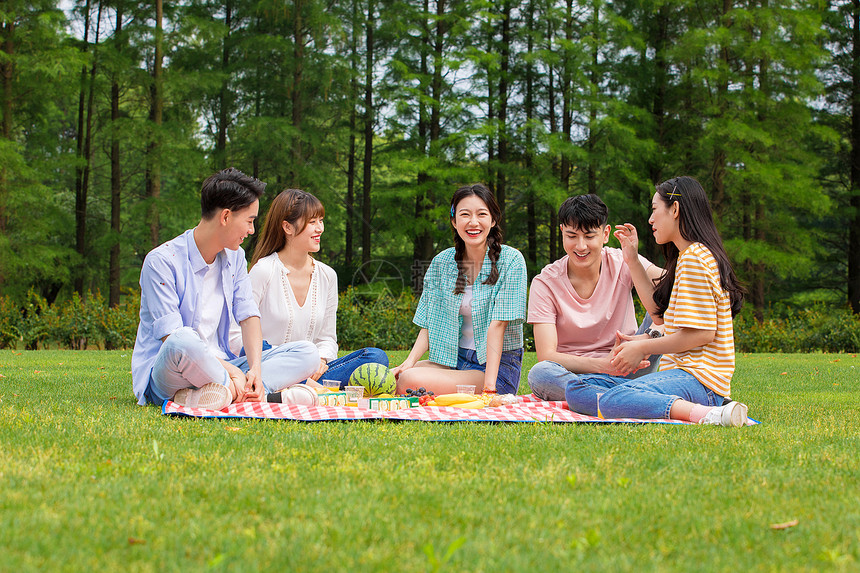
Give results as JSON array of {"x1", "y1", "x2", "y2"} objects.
[
  {"x1": 448, "y1": 399, "x2": 485, "y2": 409},
  {"x1": 433, "y1": 393, "x2": 479, "y2": 406}
]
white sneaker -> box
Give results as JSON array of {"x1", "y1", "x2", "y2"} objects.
[
  {"x1": 699, "y1": 401, "x2": 749, "y2": 427},
  {"x1": 172, "y1": 383, "x2": 232, "y2": 410},
  {"x1": 269, "y1": 384, "x2": 319, "y2": 406}
]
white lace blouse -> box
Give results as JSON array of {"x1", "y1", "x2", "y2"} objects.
[{"x1": 229, "y1": 253, "x2": 339, "y2": 361}]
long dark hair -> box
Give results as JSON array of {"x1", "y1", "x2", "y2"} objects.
[
  {"x1": 450, "y1": 183, "x2": 503, "y2": 294},
  {"x1": 652, "y1": 176, "x2": 745, "y2": 318},
  {"x1": 251, "y1": 188, "x2": 324, "y2": 267}
]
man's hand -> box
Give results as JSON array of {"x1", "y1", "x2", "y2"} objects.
[
  {"x1": 224, "y1": 362, "x2": 248, "y2": 402},
  {"x1": 243, "y1": 365, "x2": 263, "y2": 402}
]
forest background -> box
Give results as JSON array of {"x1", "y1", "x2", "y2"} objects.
[{"x1": 2, "y1": 0, "x2": 860, "y2": 349}]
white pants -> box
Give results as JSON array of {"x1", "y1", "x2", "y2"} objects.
[{"x1": 147, "y1": 327, "x2": 319, "y2": 404}]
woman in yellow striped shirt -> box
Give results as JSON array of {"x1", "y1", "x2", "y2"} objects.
[{"x1": 563, "y1": 176, "x2": 749, "y2": 426}]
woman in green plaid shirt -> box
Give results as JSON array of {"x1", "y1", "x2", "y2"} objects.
[{"x1": 392, "y1": 184, "x2": 528, "y2": 396}]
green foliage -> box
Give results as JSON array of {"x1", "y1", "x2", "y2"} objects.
[
  {"x1": 0, "y1": 295, "x2": 21, "y2": 349},
  {"x1": 6, "y1": 289, "x2": 860, "y2": 353},
  {"x1": 337, "y1": 286, "x2": 419, "y2": 350},
  {"x1": 0, "y1": 0, "x2": 855, "y2": 316},
  {"x1": 735, "y1": 305, "x2": 860, "y2": 353},
  {"x1": 0, "y1": 290, "x2": 139, "y2": 350}
]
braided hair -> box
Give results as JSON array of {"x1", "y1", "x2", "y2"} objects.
[{"x1": 450, "y1": 183, "x2": 503, "y2": 295}]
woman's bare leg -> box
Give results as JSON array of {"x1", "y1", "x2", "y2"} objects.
[{"x1": 395, "y1": 360, "x2": 485, "y2": 395}]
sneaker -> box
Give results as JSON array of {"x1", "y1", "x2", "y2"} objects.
[
  {"x1": 172, "y1": 383, "x2": 232, "y2": 410},
  {"x1": 699, "y1": 401, "x2": 748, "y2": 427},
  {"x1": 267, "y1": 384, "x2": 319, "y2": 406}
]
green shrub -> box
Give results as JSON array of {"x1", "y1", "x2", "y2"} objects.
[
  {"x1": 4, "y1": 287, "x2": 860, "y2": 353},
  {"x1": 337, "y1": 287, "x2": 419, "y2": 350},
  {"x1": 19, "y1": 291, "x2": 52, "y2": 350},
  {"x1": 735, "y1": 304, "x2": 860, "y2": 353},
  {"x1": 51, "y1": 292, "x2": 102, "y2": 350},
  {"x1": 100, "y1": 292, "x2": 140, "y2": 350},
  {"x1": 0, "y1": 294, "x2": 21, "y2": 349}
]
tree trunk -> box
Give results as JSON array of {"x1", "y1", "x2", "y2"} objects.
[
  {"x1": 413, "y1": 0, "x2": 434, "y2": 269},
  {"x1": 1, "y1": 18, "x2": 15, "y2": 257},
  {"x1": 291, "y1": 0, "x2": 304, "y2": 184},
  {"x1": 710, "y1": 0, "x2": 731, "y2": 215},
  {"x1": 361, "y1": 0, "x2": 374, "y2": 267},
  {"x1": 496, "y1": 0, "x2": 510, "y2": 232},
  {"x1": 524, "y1": 0, "x2": 536, "y2": 267},
  {"x1": 486, "y1": 15, "x2": 495, "y2": 195},
  {"x1": 109, "y1": 2, "x2": 124, "y2": 309},
  {"x1": 547, "y1": 17, "x2": 558, "y2": 261},
  {"x1": 850, "y1": 0, "x2": 860, "y2": 313},
  {"x1": 215, "y1": 0, "x2": 231, "y2": 167},
  {"x1": 560, "y1": 0, "x2": 573, "y2": 197},
  {"x1": 586, "y1": 0, "x2": 598, "y2": 196},
  {"x1": 145, "y1": 0, "x2": 163, "y2": 249},
  {"x1": 346, "y1": 0, "x2": 359, "y2": 271},
  {"x1": 74, "y1": 0, "x2": 92, "y2": 295}
]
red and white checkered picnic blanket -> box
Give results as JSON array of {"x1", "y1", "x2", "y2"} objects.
[{"x1": 163, "y1": 394, "x2": 758, "y2": 424}]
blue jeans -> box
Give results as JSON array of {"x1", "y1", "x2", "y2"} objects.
[
  {"x1": 145, "y1": 327, "x2": 320, "y2": 405},
  {"x1": 456, "y1": 347, "x2": 523, "y2": 395},
  {"x1": 527, "y1": 315, "x2": 661, "y2": 401},
  {"x1": 324, "y1": 347, "x2": 389, "y2": 389},
  {"x1": 565, "y1": 368, "x2": 726, "y2": 419}
]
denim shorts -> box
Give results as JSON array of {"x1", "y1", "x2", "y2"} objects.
[{"x1": 456, "y1": 347, "x2": 523, "y2": 395}]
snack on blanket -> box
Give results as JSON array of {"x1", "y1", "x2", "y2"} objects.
[
  {"x1": 348, "y1": 362, "x2": 396, "y2": 397},
  {"x1": 488, "y1": 394, "x2": 518, "y2": 408},
  {"x1": 318, "y1": 391, "x2": 347, "y2": 406},
  {"x1": 431, "y1": 393, "x2": 486, "y2": 409}
]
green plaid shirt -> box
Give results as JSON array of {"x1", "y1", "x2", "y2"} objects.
[{"x1": 413, "y1": 245, "x2": 527, "y2": 367}]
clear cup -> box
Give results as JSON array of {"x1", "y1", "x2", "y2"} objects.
[
  {"x1": 344, "y1": 386, "x2": 364, "y2": 405},
  {"x1": 322, "y1": 379, "x2": 340, "y2": 392},
  {"x1": 596, "y1": 393, "x2": 605, "y2": 420},
  {"x1": 456, "y1": 385, "x2": 476, "y2": 395}
]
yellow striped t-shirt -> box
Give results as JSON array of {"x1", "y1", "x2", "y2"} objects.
[{"x1": 659, "y1": 242, "x2": 735, "y2": 397}]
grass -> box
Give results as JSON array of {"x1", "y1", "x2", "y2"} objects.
[{"x1": 1, "y1": 350, "x2": 859, "y2": 572}]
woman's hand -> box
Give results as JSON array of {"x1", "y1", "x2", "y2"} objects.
[
  {"x1": 391, "y1": 362, "x2": 413, "y2": 379},
  {"x1": 308, "y1": 359, "x2": 328, "y2": 382},
  {"x1": 613, "y1": 223, "x2": 640, "y2": 265},
  {"x1": 610, "y1": 334, "x2": 649, "y2": 377},
  {"x1": 482, "y1": 373, "x2": 497, "y2": 394}
]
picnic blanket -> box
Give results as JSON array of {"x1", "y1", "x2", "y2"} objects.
[{"x1": 162, "y1": 394, "x2": 760, "y2": 425}]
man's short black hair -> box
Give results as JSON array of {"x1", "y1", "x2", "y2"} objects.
[
  {"x1": 200, "y1": 167, "x2": 266, "y2": 219},
  {"x1": 557, "y1": 194, "x2": 608, "y2": 231}
]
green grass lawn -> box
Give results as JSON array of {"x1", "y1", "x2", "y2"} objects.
[{"x1": 1, "y1": 350, "x2": 859, "y2": 572}]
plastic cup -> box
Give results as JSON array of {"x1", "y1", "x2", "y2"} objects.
[
  {"x1": 344, "y1": 386, "x2": 364, "y2": 405},
  {"x1": 322, "y1": 379, "x2": 340, "y2": 392},
  {"x1": 456, "y1": 385, "x2": 476, "y2": 395},
  {"x1": 596, "y1": 393, "x2": 605, "y2": 420}
]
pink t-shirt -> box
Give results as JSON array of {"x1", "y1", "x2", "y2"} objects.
[{"x1": 528, "y1": 248, "x2": 654, "y2": 356}]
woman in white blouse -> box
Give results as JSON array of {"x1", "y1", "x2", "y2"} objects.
[{"x1": 231, "y1": 188, "x2": 388, "y2": 388}]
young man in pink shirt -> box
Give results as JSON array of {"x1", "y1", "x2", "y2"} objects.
[{"x1": 527, "y1": 194, "x2": 664, "y2": 401}]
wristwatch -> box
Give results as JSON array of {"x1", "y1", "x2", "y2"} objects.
[{"x1": 645, "y1": 328, "x2": 663, "y2": 339}]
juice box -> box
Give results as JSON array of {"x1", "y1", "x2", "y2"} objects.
[
  {"x1": 368, "y1": 397, "x2": 417, "y2": 411},
  {"x1": 318, "y1": 391, "x2": 347, "y2": 407}
]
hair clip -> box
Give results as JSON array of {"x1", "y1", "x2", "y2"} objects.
[
  {"x1": 450, "y1": 205, "x2": 455, "y2": 218},
  {"x1": 667, "y1": 186, "x2": 681, "y2": 199}
]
